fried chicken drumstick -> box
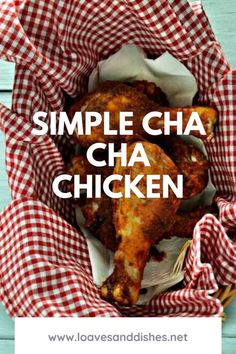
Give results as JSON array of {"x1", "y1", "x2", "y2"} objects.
[
  {"x1": 100, "y1": 141, "x2": 180, "y2": 305},
  {"x1": 68, "y1": 145, "x2": 212, "y2": 304},
  {"x1": 81, "y1": 195, "x2": 116, "y2": 251},
  {"x1": 80, "y1": 195, "x2": 213, "y2": 252},
  {"x1": 68, "y1": 81, "x2": 217, "y2": 148}
]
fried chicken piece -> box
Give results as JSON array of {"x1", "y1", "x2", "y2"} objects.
[
  {"x1": 100, "y1": 141, "x2": 180, "y2": 305},
  {"x1": 68, "y1": 81, "x2": 217, "y2": 148},
  {"x1": 128, "y1": 80, "x2": 169, "y2": 106},
  {"x1": 68, "y1": 155, "x2": 116, "y2": 249},
  {"x1": 154, "y1": 136, "x2": 209, "y2": 199},
  {"x1": 82, "y1": 197, "x2": 213, "y2": 252},
  {"x1": 68, "y1": 155, "x2": 97, "y2": 183},
  {"x1": 66, "y1": 154, "x2": 113, "y2": 206},
  {"x1": 68, "y1": 154, "x2": 113, "y2": 182},
  {"x1": 152, "y1": 106, "x2": 217, "y2": 141},
  {"x1": 161, "y1": 207, "x2": 214, "y2": 239},
  {"x1": 81, "y1": 195, "x2": 116, "y2": 251}
]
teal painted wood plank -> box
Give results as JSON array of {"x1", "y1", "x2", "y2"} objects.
[
  {"x1": 0, "y1": 181, "x2": 9, "y2": 188},
  {"x1": 223, "y1": 299, "x2": 236, "y2": 337},
  {"x1": 0, "y1": 60, "x2": 15, "y2": 90},
  {"x1": 0, "y1": 92, "x2": 12, "y2": 109},
  {"x1": 0, "y1": 186, "x2": 11, "y2": 195},
  {"x1": 0, "y1": 305, "x2": 14, "y2": 339},
  {"x1": 201, "y1": 0, "x2": 236, "y2": 67},
  {"x1": 0, "y1": 132, "x2": 11, "y2": 210},
  {"x1": 0, "y1": 340, "x2": 14, "y2": 354},
  {"x1": 223, "y1": 338, "x2": 236, "y2": 354},
  {"x1": 0, "y1": 130, "x2": 6, "y2": 141},
  {"x1": 0, "y1": 194, "x2": 11, "y2": 205}
]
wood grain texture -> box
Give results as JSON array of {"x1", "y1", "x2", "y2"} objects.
[
  {"x1": 223, "y1": 299, "x2": 236, "y2": 338},
  {"x1": 0, "y1": 305, "x2": 14, "y2": 339},
  {"x1": 0, "y1": 340, "x2": 14, "y2": 354},
  {"x1": 0, "y1": 92, "x2": 12, "y2": 109},
  {"x1": 201, "y1": 0, "x2": 236, "y2": 68},
  {"x1": 0, "y1": 60, "x2": 15, "y2": 90},
  {"x1": 0, "y1": 94, "x2": 12, "y2": 212},
  {"x1": 0, "y1": 2, "x2": 236, "y2": 354}
]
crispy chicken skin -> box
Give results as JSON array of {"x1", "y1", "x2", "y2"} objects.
[
  {"x1": 68, "y1": 154, "x2": 113, "y2": 183},
  {"x1": 68, "y1": 142, "x2": 209, "y2": 252},
  {"x1": 100, "y1": 141, "x2": 180, "y2": 305},
  {"x1": 68, "y1": 81, "x2": 155, "y2": 147},
  {"x1": 128, "y1": 80, "x2": 169, "y2": 106},
  {"x1": 66, "y1": 81, "x2": 216, "y2": 305},
  {"x1": 161, "y1": 207, "x2": 214, "y2": 239},
  {"x1": 68, "y1": 81, "x2": 217, "y2": 148},
  {"x1": 81, "y1": 195, "x2": 116, "y2": 251},
  {"x1": 68, "y1": 155, "x2": 97, "y2": 184},
  {"x1": 81, "y1": 197, "x2": 213, "y2": 253},
  {"x1": 155, "y1": 136, "x2": 209, "y2": 199}
]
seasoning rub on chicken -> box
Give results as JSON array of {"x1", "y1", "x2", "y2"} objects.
[{"x1": 100, "y1": 141, "x2": 180, "y2": 305}]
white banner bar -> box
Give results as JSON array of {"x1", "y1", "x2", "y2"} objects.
[{"x1": 15, "y1": 317, "x2": 221, "y2": 354}]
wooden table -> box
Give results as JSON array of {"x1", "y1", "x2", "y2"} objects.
[{"x1": 0, "y1": 1, "x2": 235, "y2": 353}]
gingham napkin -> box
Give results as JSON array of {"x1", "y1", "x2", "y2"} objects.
[{"x1": 0, "y1": 0, "x2": 236, "y2": 317}]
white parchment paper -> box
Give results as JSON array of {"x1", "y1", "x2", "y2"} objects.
[
  {"x1": 76, "y1": 45, "x2": 216, "y2": 304},
  {"x1": 89, "y1": 44, "x2": 198, "y2": 107}
]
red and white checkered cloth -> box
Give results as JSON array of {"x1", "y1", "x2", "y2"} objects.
[{"x1": 0, "y1": 0, "x2": 236, "y2": 317}]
